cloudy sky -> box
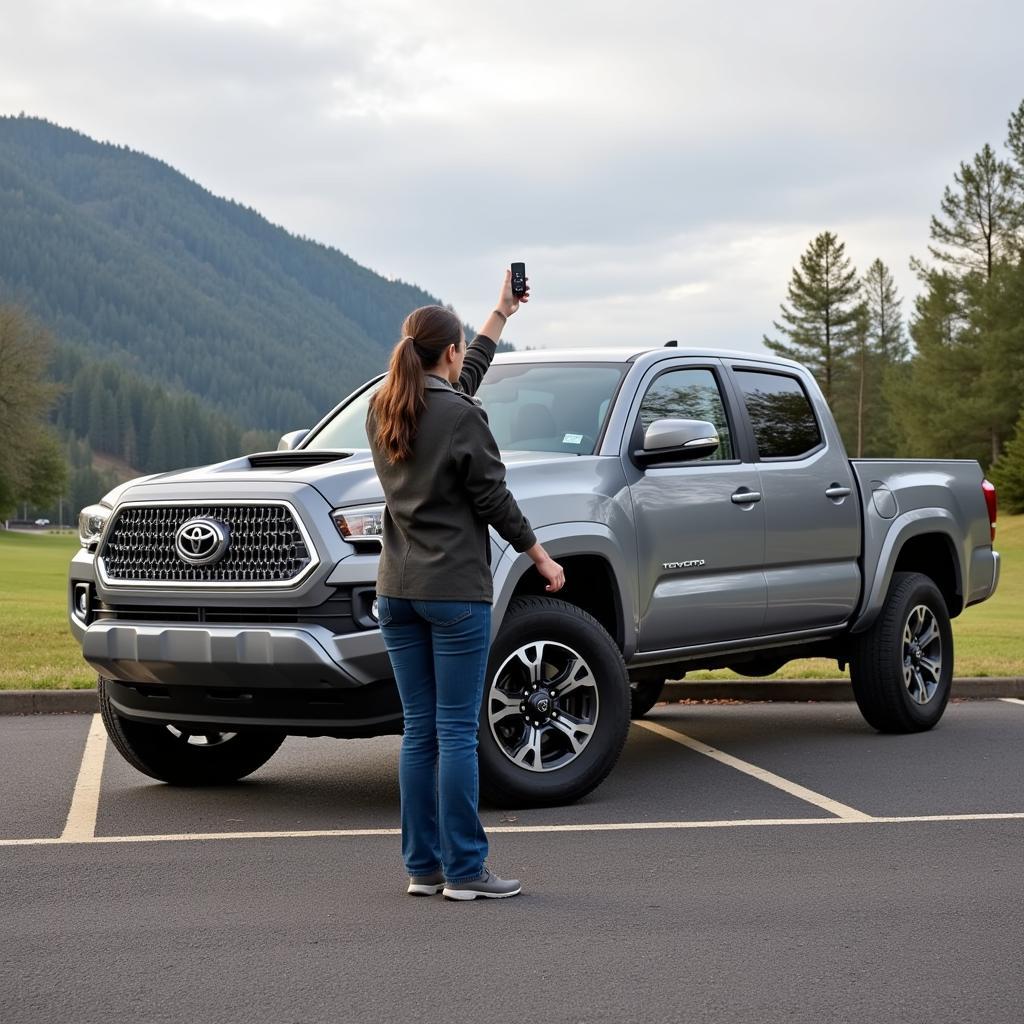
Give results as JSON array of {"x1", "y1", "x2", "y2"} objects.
[{"x1": 2, "y1": 0, "x2": 1022, "y2": 353}]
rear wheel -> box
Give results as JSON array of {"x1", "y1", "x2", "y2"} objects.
[
  {"x1": 479, "y1": 597, "x2": 630, "y2": 807},
  {"x1": 849, "y1": 572, "x2": 953, "y2": 733},
  {"x1": 98, "y1": 676, "x2": 287, "y2": 784}
]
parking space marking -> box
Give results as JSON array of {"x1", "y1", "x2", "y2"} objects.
[
  {"x1": 635, "y1": 719, "x2": 873, "y2": 821},
  {"x1": 60, "y1": 713, "x2": 108, "y2": 842},
  {"x1": 2, "y1": 812, "x2": 1024, "y2": 848},
  {"x1": 999, "y1": 698, "x2": 1024, "y2": 707}
]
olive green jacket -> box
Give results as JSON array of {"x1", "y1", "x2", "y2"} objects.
[{"x1": 365, "y1": 334, "x2": 537, "y2": 603}]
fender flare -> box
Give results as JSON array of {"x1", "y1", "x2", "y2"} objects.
[
  {"x1": 850, "y1": 507, "x2": 964, "y2": 634},
  {"x1": 490, "y1": 522, "x2": 638, "y2": 657}
]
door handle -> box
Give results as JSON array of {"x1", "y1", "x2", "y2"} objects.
[
  {"x1": 825, "y1": 484, "x2": 851, "y2": 499},
  {"x1": 731, "y1": 489, "x2": 762, "y2": 505}
]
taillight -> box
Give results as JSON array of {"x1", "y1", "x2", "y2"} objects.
[{"x1": 982, "y1": 479, "x2": 997, "y2": 542}]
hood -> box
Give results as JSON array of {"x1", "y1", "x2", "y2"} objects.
[{"x1": 106, "y1": 447, "x2": 579, "y2": 510}]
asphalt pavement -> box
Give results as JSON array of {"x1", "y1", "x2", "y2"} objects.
[{"x1": 3, "y1": 699, "x2": 1024, "y2": 1023}]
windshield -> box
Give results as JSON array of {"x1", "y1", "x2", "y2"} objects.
[{"x1": 304, "y1": 362, "x2": 627, "y2": 455}]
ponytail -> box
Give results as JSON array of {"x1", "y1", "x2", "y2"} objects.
[
  {"x1": 369, "y1": 305, "x2": 463, "y2": 463},
  {"x1": 371, "y1": 337, "x2": 425, "y2": 463}
]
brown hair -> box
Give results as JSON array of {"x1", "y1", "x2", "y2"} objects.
[{"x1": 369, "y1": 304, "x2": 464, "y2": 463}]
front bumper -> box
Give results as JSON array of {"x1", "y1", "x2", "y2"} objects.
[
  {"x1": 80, "y1": 620, "x2": 390, "y2": 689},
  {"x1": 77, "y1": 620, "x2": 402, "y2": 735}
]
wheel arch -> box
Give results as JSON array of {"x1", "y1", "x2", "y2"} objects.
[
  {"x1": 852, "y1": 509, "x2": 964, "y2": 634},
  {"x1": 491, "y1": 524, "x2": 636, "y2": 656}
]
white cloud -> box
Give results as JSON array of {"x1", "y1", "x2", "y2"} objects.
[{"x1": 0, "y1": 0, "x2": 1022, "y2": 353}]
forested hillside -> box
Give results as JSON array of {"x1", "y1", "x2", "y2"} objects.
[
  {"x1": 0, "y1": 115, "x2": 479, "y2": 433},
  {"x1": 0, "y1": 115, "x2": 515, "y2": 518}
]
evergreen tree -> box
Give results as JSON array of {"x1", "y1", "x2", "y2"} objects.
[
  {"x1": 859, "y1": 259, "x2": 907, "y2": 457},
  {"x1": 862, "y1": 259, "x2": 907, "y2": 362},
  {"x1": 896, "y1": 101, "x2": 1024, "y2": 467},
  {"x1": 928, "y1": 143, "x2": 1021, "y2": 280},
  {"x1": 764, "y1": 232, "x2": 862, "y2": 443},
  {"x1": 990, "y1": 408, "x2": 1024, "y2": 513},
  {"x1": 1006, "y1": 98, "x2": 1024, "y2": 205}
]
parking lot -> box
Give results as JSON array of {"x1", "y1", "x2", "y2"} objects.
[{"x1": 3, "y1": 698, "x2": 1024, "y2": 1023}]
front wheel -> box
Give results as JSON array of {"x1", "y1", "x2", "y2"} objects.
[
  {"x1": 98, "y1": 677, "x2": 287, "y2": 784},
  {"x1": 478, "y1": 597, "x2": 630, "y2": 807},
  {"x1": 849, "y1": 572, "x2": 953, "y2": 733}
]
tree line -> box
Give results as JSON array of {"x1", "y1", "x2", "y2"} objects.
[{"x1": 765, "y1": 98, "x2": 1024, "y2": 511}]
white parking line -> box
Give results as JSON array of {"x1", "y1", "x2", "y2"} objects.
[
  {"x1": 2, "y1": 812, "x2": 1023, "y2": 848},
  {"x1": 60, "y1": 713, "x2": 108, "y2": 842},
  {"x1": 634, "y1": 719, "x2": 872, "y2": 821},
  {"x1": 999, "y1": 698, "x2": 1024, "y2": 707}
]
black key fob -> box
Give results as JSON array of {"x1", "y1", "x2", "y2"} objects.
[{"x1": 511, "y1": 262, "x2": 526, "y2": 298}]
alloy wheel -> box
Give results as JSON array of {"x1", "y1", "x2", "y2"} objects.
[
  {"x1": 902, "y1": 604, "x2": 942, "y2": 705},
  {"x1": 487, "y1": 640, "x2": 600, "y2": 772}
]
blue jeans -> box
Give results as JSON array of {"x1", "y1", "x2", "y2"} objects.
[{"x1": 377, "y1": 595, "x2": 492, "y2": 883}]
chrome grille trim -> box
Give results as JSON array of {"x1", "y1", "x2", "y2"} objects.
[{"x1": 96, "y1": 499, "x2": 320, "y2": 589}]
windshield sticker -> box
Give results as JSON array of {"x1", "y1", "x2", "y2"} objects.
[{"x1": 562, "y1": 433, "x2": 583, "y2": 445}]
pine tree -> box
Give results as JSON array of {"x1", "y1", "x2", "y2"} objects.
[
  {"x1": 862, "y1": 259, "x2": 907, "y2": 362},
  {"x1": 764, "y1": 232, "x2": 862, "y2": 443},
  {"x1": 928, "y1": 143, "x2": 1021, "y2": 280},
  {"x1": 859, "y1": 259, "x2": 907, "y2": 457},
  {"x1": 989, "y1": 409, "x2": 1024, "y2": 513},
  {"x1": 1006, "y1": 98, "x2": 1024, "y2": 204}
]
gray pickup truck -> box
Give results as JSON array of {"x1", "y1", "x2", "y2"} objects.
[{"x1": 68, "y1": 344, "x2": 1001, "y2": 805}]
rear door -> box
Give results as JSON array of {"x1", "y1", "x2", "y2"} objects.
[
  {"x1": 727, "y1": 364, "x2": 861, "y2": 631},
  {"x1": 622, "y1": 358, "x2": 767, "y2": 651}
]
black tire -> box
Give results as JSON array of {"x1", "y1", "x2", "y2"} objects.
[
  {"x1": 629, "y1": 678, "x2": 665, "y2": 719},
  {"x1": 849, "y1": 572, "x2": 954, "y2": 733},
  {"x1": 98, "y1": 676, "x2": 287, "y2": 785},
  {"x1": 478, "y1": 596, "x2": 630, "y2": 807}
]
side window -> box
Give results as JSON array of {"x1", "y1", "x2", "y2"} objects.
[
  {"x1": 733, "y1": 370, "x2": 822, "y2": 459},
  {"x1": 636, "y1": 368, "x2": 734, "y2": 461}
]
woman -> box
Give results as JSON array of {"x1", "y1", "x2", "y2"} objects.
[{"x1": 366, "y1": 269, "x2": 564, "y2": 901}]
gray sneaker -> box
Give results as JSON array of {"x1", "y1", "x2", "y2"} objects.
[
  {"x1": 407, "y1": 869, "x2": 445, "y2": 896},
  {"x1": 442, "y1": 866, "x2": 522, "y2": 901}
]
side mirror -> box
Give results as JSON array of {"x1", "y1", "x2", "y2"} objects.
[
  {"x1": 277, "y1": 428, "x2": 310, "y2": 451},
  {"x1": 634, "y1": 418, "x2": 720, "y2": 466}
]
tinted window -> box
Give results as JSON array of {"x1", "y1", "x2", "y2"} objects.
[
  {"x1": 636, "y1": 368, "x2": 734, "y2": 461},
  {"x1": 734, "y1": 370, "x2": 822, "y2": 459}
]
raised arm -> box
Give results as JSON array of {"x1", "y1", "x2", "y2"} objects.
[{"x1": 456, "y1": 268, "x2": 530, "y2": 396}]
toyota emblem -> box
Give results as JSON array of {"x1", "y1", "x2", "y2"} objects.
[{"x1": 174, "y1": 517, "x2": 230, "y2": 566}]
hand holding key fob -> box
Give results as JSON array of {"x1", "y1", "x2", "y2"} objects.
[{"x1": 511, "y1": 262, "x2": 527, "y2": 298}]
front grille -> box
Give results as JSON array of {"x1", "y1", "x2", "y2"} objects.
[{"x1": 99, "y1": 503, "x2": 315, "y2": 585}]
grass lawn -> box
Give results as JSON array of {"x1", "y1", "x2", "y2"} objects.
[
  {"x1": 1, "y1": 518, "x2": 1020, "y2": 689},
  {"x1": 1, "y1": 530, "x2": 96, "y2": 689}
]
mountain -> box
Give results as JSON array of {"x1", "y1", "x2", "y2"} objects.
[{"x1": 0, "y1": 114, "x2": 482, "y2": 436}]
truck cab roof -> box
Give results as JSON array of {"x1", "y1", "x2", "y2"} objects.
[{"x1": 492, "y1": 344, "x2": 807, "y2": 373}]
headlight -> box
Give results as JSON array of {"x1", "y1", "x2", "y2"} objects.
[
  {"x1": 331, "y1": 504, "x2": 385, "y2": 544},
  {"x1": 78, "y1": 504, "x2": 112, "y2": 549}
]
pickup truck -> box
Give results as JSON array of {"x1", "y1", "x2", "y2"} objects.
[{"x1": 68, "y1": 344, "x2": 1002, "y2": 806}]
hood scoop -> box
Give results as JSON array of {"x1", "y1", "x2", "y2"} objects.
[{"x1": 247, "y1": 449, "x2": 357, "y2": 469}]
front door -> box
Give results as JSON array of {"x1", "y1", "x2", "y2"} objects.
[{"x1": 622, "y1": 360, "x2": 767, "y2": 652}]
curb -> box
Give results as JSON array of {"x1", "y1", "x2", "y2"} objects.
[
  {"x1": 2, "y1": 678, "x2": 1024, "y2": 715},
  {"x1": 0, "y1": 689, "x2": 102, "y2": 715}
]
